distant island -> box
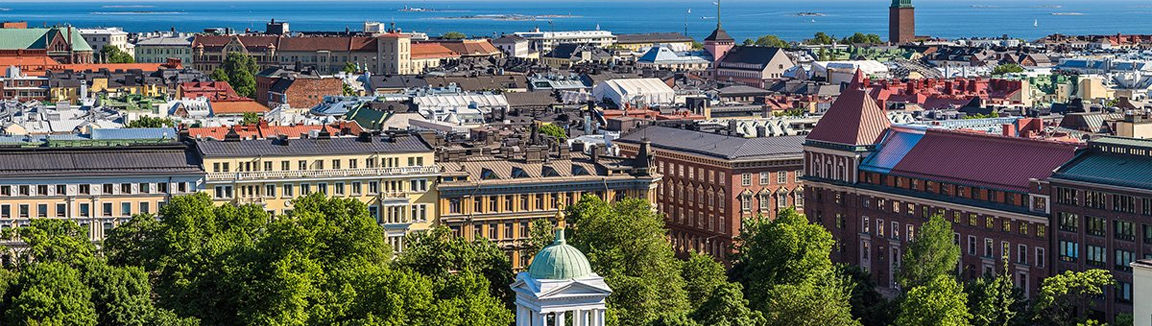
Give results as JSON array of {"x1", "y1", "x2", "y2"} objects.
[
  {"x1": 795, "y1": 12, "x2": 826, "y2": 17},
  {"x1": 1051, "y1": 12, "x2": 1086, "y2": 16},
  {"x1": 1033, "y1": 5, "x2": 1063, "y2": 8},
  {"x1": 971, "y1": 5, "x2": 1000, "y2": 8},
  {"x1": 433, "y1": 14, "x2": 580, "y2": 21}
]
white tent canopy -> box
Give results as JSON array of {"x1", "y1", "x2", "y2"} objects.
[{"x1": 592, "y1": 78, "x2": 675, "y2": 108}]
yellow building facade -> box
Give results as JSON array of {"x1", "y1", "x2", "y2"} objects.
[
  {"x1": 436, "y1": 148, "x2": 660, "y2": 270},
  {"x1": 0, "y1": 143, "x2": 203, "y2": 241},
  {"x1": 196, "y1": 131, "x2": 439, "y2": 252}
]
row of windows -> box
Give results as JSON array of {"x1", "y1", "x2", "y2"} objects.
[
  {"x1": 658, "y1": 161, "x2": 728, "y2": 186},
  {"x1": 1058, "y1": 213, "x2": 1152, "y2": 243},
  {"x1": 858, "y1": 196, "x2": 1045, "y2": 238},
  {"x1": 1059, "y1": 241, "x2": 1145, "y2": 273},
  {"x1": 958, "y1": 233, "x2": 1046, "y2": 267},
  {"x1": 0, "y1": 182, "x2": 191, "y2": 197},
  {"x1": 740, "y1": 192, "x2": 803, "y2": 212},
  {"x1": 213, "y1": 179, "x2": 429, "y2": 199},
  {"x1": 740, "y1": 170, "x2": 803, "y2": 187},
  {"x1": 1056, "y1": 187, "x2": 1149, "y2": 215},
  {"x1": 0, "y1": 201, "x2": 158, "y2": 219},
  {"x1": 447, "y1": 191, "x2": 601, "y2": 215},
  {"x1": 860, "y1": 171, "x2": 1027, "y2": 209},
  {"x1": 211, "y1": 156, "x2": 424, "y2": 173}
]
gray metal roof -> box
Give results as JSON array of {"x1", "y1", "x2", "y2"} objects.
[
  {"x1": 196, "y1": 135, "x2": 432, "y2": 158},
  {"x1": 0, "y1": 144, "x2": 202, "y2": 178},
  {"x1": 617, "y1": 126, "x2": 804, "y2": 161}
]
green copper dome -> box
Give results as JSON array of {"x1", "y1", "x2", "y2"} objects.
[{"x1": 528, "y1": 229, "x2": 593, "y2": 280}]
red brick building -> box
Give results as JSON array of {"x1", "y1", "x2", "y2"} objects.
[
  {"x1": 803, "y1": 71, "x2": 1080, "y2": 297},
  {"x1": 1049, "y1": 137, "x2": 1152, "y2": 321},
  {"x1": 617, "y1": 126, "x2": 805, "y2": 260},
  {"x1": 255, "y1": 67, "x2": 343, "y2": 110},
  {"x1": 889, "y1": 0, "x2": 916, "y2": 44}
]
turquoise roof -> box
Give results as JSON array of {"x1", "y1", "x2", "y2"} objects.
[
  {"x1": 528, "y1": 229, "x2": 593, "y2": 280},
  {"x1": 0, "y1": 28, "x2": 92, "y2": 52}
]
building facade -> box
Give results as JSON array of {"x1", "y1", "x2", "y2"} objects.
[
  {"x1": 1049, "y1": 137, "x2": 1152, "y2": 321},
  {"x1": 0, "y1": 143, "x2": 203, "y2": 241},
  {"x1": 196, "y1": 130, "x2": 439, "y2": 252},
  {"x1": 803, "y1": 72, "x2": 1079, "y2": 297},
  {"x1": 617, "y1": 126, "x2": 805, "y2": 260},
  {"x1": 78, "y1": 27, "x2": 132, "y2": 61},
  {"x1": 437, "y1": 142, "x2": 660, "y2": 270},
  {"x1": 191, "y1": 34, "x2": 413, "y2": 75},
  {"x1": 134, "y1": 33, "x2": 194, "y2": 64}
]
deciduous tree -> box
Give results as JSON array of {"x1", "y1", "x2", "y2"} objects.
[
  {"x1": 897, "y1": 214, "x2": 961, "y2": 290},
  {"x1": 895, "y1": 275, "x2": 972, "y2": 326}
]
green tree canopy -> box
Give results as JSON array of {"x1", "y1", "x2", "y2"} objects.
[
  {"x1": 441, "y1": 31, "x2": 467, "y2": 40},
  {"x1": 342, "y1": 62, "x2": 358, "y2": 74},
  {"x1": 895, "y1": 275, "x2": 972, "y2": 326},
  {"x1": 690, "y1": 283, "x2": 767, "y2": 326},
  {"x1": 394, "y1": 226, "x2": 516, "y2": 310},
  {"x1": 730, "y1": 208, "x2": 858, "y2": 326},
  {"x1": 539, "y1": 123, "x2": 567, "y2": 140},
  {"x1": 841, "y1": 33, "x2": 883, "y2": 45},
  {"x1": 897, "y1": 214, "x2": 961, "y2": 290},
  {"x1": 105, "y1": 193, "x2": 512, "y2": 326},
  {"x1": 1032, "y1": 269, "x2": 1115, "y2": 326},
  {"x1": 808, "y1": 32, "x2": 836, "y2": 45},
  {"x1": 967, "y1": 259, "x2": 1028, "y2": 326},
  {"x1": 750, "y1": 35, "x2": 789, "y2": 48},
  {"x1": 681, "y1": 253, "x2": 728, "y2": 309},
  {"x1": 993, "y1": 64, "x2": 1025, "y2": 75},
  {"x1": 126, "y1": 116, "x2": 175, "y2": 128},
  {"x1": 565, "y1": 195, "x2": 689, "y2": 326},
  {"x1": 220, "y1": 52, "x2": 259, "y2": 98},
  {"x1": 101, "y1": 45, "x2": 135, "y2": 64}
]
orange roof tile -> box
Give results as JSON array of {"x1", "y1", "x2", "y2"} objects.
[
  {"x1": 187, "y1": 121, "x2": 366, "y2": 140},
  {"x1": 60, "y1": 62, "x2": 182, "y2": 72},
  {"x1": 211, "y1": 100, "x2": 270, "y2": 115},
  {"x1": 411, "y1": 43, "x2": 460, "y2": 59},
  {"x1": 0, "y1": 56, "x2": 62, "y2": 76}
]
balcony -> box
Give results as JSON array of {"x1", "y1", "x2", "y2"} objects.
[{"x1": 206, "y1": 166, "x2": 440, "y2": 182}]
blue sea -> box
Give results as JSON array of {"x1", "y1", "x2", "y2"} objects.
[{"x1": 2, "y1": 0, "x2": 1152, "y2": 42}]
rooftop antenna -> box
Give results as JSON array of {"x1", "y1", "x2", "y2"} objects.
[{"x1": 716, "y1": 0, "x2": 722, "y2": 29}]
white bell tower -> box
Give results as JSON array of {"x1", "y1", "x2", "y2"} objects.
[{"x1": 510, "y1": 229, "x2": 611, "y2": 326}]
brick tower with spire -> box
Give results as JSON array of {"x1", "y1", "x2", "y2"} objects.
[
  {"x1": 704, "y1": 0, "x2": 734, "y2": 62},
  {"x1": 889, "y1": 0, "x2": 915, "y2": 44}
]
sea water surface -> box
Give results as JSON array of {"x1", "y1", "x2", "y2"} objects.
[{"x1": 2, "y1": 0, "x2": 1152, "y2": 41}]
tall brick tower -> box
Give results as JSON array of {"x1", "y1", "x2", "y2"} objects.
[
  {"x1": 704, "y1": 0, "x2": 734, "y2": 62},
  {"x1": 889, "y1": 0, "x2": 915, "y2": 44}
]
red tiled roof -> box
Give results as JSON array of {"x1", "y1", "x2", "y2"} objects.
[
  {"x1": 807, "y1": 70, "x2": 891, "y2": 146},
  {"x1": 61, "y1": 62, "x2": 182, "y2": 72},
  {"x1": 0, "y1": 56, "x2": 62, "y2": 76},
  {"x1": 180, "y1": 81, "x2": 246, "y2": 101},
  {"x1": 880, "y1": 127, "x2": 1082, "y2": 191},
  {"x1": 211, "y1": 100, "x2": 270, "y2": 115},
  {"x1": 411, "y1": 43, "x2": 460, "y2": 59},
  {"x1": 187, "y1": 121, "x2": 366, "y2": 140},
  {"x1": 436, "y1": 40, "x2": 500, "y2": 56}
]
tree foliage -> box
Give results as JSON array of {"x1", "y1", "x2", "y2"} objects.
[
  {"x1": 807, "y1": 32, "x2": 836, "y2": 45},
  {"x1": 897, "y1": 214, "x2": 961, "y2": 290},
  {"x1": 524, "y1": 218, "x2": 556, "y2": 259},
  {"x1": 394, "y1": 226, "x2": 516, "y2": 311},
  {"x1": 565, "y1": 195, "x2": 689, "y2": 326},
  {"x1": 681, "y1": 253, "x2": 727, "y2": 309},
  {"x1": 730, "y1": 208, "x2": 859, "y2": 326},
  {"x1": 105, "y1": 193, "x2": 512, "y2": 326},
  {"x1": 1032, "y1": 269, "x2": 1115, "y2": 326},
  {"x1": 993, "y1": 64, "x2": 1025, "y2": 75},
  {"x1": 101, "y1": 45, "x2": 135, "y2": 64},
  {"x1": 747, "y1": 35, "x2": 789, "y2": 48},
  {"x1": 539, "y1": 123, "x2": 567, "y2": 140},
  {"x1": 219, "y1": 52, "x2": 259, "y2": 98},
  {"x1": 126, "y1": 116, "x2": 175, "y2": 128},
  {"x1": 841, "y1": 266, "x2": 896, "y2": 326},
  {"x1": 967, "y1": 259, "x2": 1028, "y2": 326},
  {"x1": 841, "y1": 33, "x2": 884, "y2": 45},
  {"x1": 441, "y1": 32, "x2": 467, "y2": 40},
  {"x1": 896, "y1": 275, "x2": 972, "y2": 326}
]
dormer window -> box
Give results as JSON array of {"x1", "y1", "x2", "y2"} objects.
[
  {"x1": 481, "y1": 168, "x2": 499, "y2": 180},
  {"x1": 511, "y1": 167, "x2": 529, "y2": 179},
  {"x1": 541, "y1": 166, "x2": 559, "y2": 177}
]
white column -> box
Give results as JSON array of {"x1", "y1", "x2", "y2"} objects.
[
  {"x1": 556, "y1": 311, "x2": 566, "y2": 326},
  {"x1": 533, "y1": 311, "x2": 545, "y2": 326},
  {"x1": 573, "y1": 309, "x2": 584, "y2": 326},
  {"x1": 598, "y1": 309, "x2": 606, "y2": 326}
]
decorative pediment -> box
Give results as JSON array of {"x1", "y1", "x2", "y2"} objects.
[{"x1": 536, "y1": 281, "x2": 613, "y2": 300}]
